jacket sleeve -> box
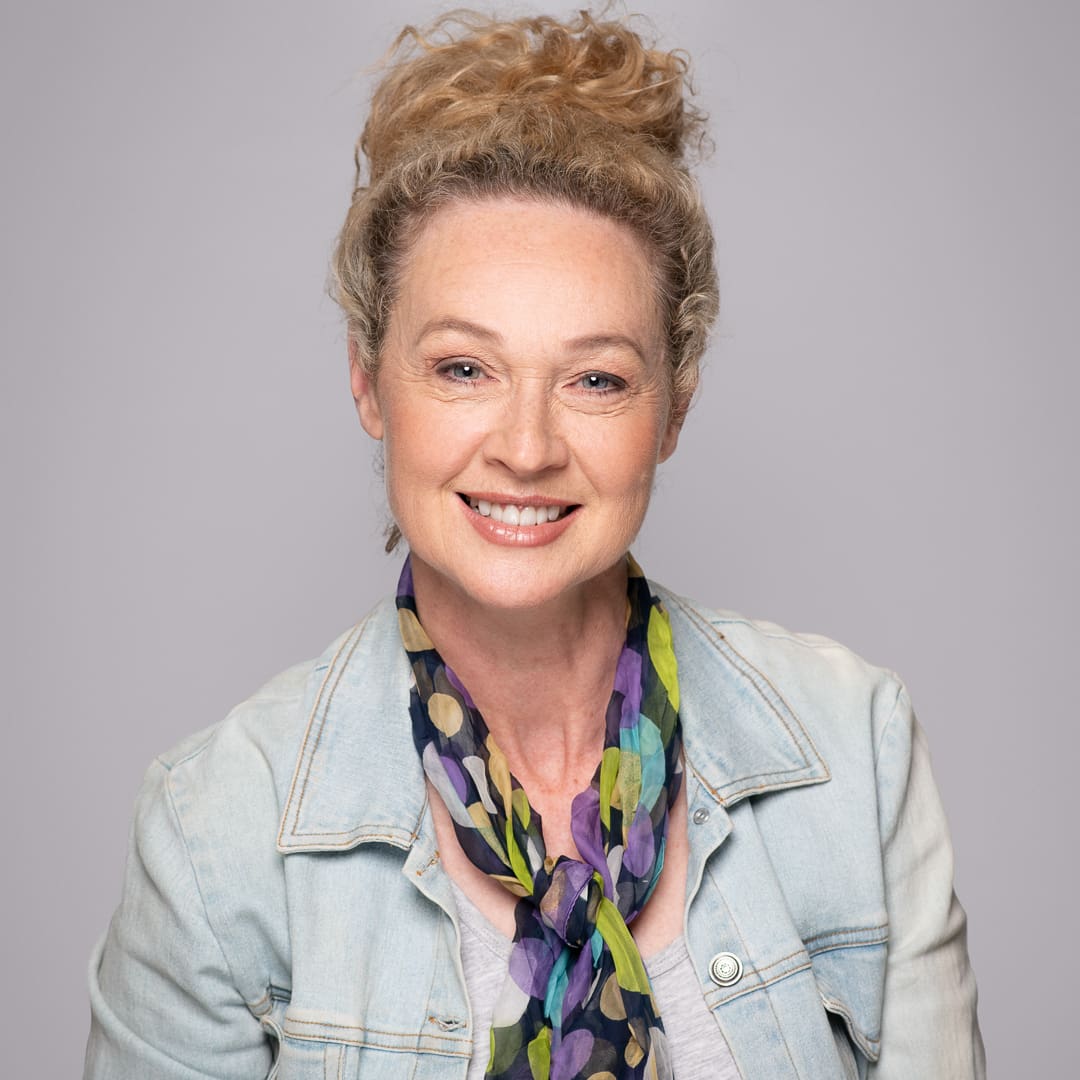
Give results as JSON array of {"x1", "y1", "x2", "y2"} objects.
[
  {"x1": 84, "y1": 759, "x2": 273, "y2": 1079},
  {"x1": 868, "y1": 683, "x2": 985, "y2": 1078}
]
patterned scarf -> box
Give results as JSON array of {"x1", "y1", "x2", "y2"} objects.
[{"x1": 396, "y1": 554, "x2": 682, "y2": 1080}]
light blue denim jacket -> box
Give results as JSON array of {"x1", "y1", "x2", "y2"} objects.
[{"x1": 85, "y1": 590, "x2": 984, "y2": 1079}]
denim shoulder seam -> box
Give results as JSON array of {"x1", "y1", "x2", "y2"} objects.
[
  {"x1": 158, "y1": 761, "x2": 260, "y2": 1017},
  {"x1": 156, "y1": 730, "x2": 217, "y2": 772},
  {"x1": 871, "y1": 676, "x2": 907, "y2": 768},
  {"x1": 665, "y1": 591, "x2": 883, "y2": 663}
]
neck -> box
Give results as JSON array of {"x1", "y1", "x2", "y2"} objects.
[{"x1": 407, "y1": 554, "x2": 630, "y2": 772}]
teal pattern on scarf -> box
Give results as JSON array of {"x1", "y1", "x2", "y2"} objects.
[{"x1": 396, "y1": 554, "x2": 682, "y2": 1080}]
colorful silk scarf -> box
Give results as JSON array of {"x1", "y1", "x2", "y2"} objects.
[{"x1": 396, "y1": 554, "x2": 682, "y2": 1080}]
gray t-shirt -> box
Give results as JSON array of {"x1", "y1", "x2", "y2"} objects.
[{"x1": 450, "y1": 881, "x2": 742, "y2": 1080}]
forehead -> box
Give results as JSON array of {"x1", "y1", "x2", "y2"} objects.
[{"x1": 389, "y1": 197, "x2": 662, "y2": 350}]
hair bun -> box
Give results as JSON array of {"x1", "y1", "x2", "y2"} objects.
[{"x1": 360, "y1": 11, "x2": 704, "y2": 181}]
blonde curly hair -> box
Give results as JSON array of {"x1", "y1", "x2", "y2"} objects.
[{"x1": 332, "y1": 10, "x2": 719, "y2": 549}]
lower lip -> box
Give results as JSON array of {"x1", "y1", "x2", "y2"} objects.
[{"x1": 460, "y1": 500, "x2": 577, "y2": 547}]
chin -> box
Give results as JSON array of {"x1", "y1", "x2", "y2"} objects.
[
  {"x1": 456, "y1": 564, "x2": 585, "y2": 612},
  {"x1": 410, "y1": 543, "x2": 628, "y2": 615}
]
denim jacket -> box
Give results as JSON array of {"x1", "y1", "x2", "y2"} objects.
[{"x1": 85, "y1": 589, "x2": 984, "y2": 1079}]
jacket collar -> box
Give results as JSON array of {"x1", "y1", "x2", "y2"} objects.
[
  {"x1": 661, "y1": 590, "x2": 830, "y2": 805},
  {"x1": 277, "y1": 588, "x2": 829, "y2": 854}
]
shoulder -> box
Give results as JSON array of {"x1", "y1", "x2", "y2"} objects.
[
  {"x1": 118, "y1": 623, "x2": 372, "y2": 1000},
  {"x1": 150, "y1": 626, "x2": 355, "y2": 801},
  {"x1": 660, "y1": 586, "x2": 908, "y2": 764},
  {"x1": 129, "y1": 618, "x2": 375, "y2": 902}
]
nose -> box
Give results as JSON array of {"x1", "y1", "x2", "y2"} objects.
[{"x1": 481, "y1": 378, "x2": 569, "y2": 476}]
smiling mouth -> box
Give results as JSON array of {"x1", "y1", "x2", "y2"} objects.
[{"x1": 458, "y1": 494, "x2": 578, "y2": 526}]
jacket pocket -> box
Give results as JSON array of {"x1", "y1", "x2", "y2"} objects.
[
  {"x1": 259, "y1": 1013, "x2": 283, "y2": 1080},
  {"x1": 273, "y1": 1036, "x2": 346, "y2": 1079},
  {"x1": 279, "y1": 1008, "x2": 471, "y2": 1078},
  {"x1": 255, "y1": 997, "x2": 355, "y2": 1079},
  {"x1": 823, "y1": 1001, "x2": 864, "y2": 1080},
  {"x1": 807, "y1": 931, "x2": 886, "y2": 1066}
]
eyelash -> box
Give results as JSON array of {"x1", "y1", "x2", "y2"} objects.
[
  {"x1": 577, "y1": 372, "x2": 625, "y2": 395},
  {"x1": 438, "y1": 360, "x2": 483, "y2": 383},
  {"x1": 435, "y1": 360, "x2": 627, "y2": 396}
]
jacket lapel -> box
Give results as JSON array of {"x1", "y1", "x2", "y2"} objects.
[
  {"x1": 276, "y1": 597, "x2": 427, "y2": 853},
  {"x1": 663, "y1": 590, "x2": 830, "y2": 802}
]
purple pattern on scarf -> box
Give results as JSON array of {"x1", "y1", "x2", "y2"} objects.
[
  {"x1": 622, "y1": 804, "x2": 656, "y2": 878},
  {"x1": 613, "y1": 648, "x2": 643, "y2": 729},
  {"x1": 509, "y1": 936, "x2": 557, "y2": 998},
  {"x1": 444, "y1": 664, "x2": 478, "y2": 710},
  {"x1": 541, "y1": 861, "x2": 594, "y2": 938},
  {"x1": 551, "y1": 1030, "x2": 594, "y2": 1080},
  {"x1": 397, "y1": 558, "x2": 414, "y2": 596},
  {"x1": 568, "y1": 788, "x2": 614, "y2": 897},
  {"x1": 563, "y1": 946, "x2": 594, "y2": 1015},
  {"x1": 441, "y1": 755, "x2": 470, "y2": 804}
]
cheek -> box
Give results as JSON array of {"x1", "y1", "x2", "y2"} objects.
[
  {"x1": 381, "y1": 397, "x2": 481, "y2": 493},
  {"x1": 578, "y1": 415, "x2": 666, "y2": 494}
]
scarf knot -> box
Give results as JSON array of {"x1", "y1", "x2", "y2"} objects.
[{"x1": 537, "y1": 858, "x2": 602, "y2": 949}]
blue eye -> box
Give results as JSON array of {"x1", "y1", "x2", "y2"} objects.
[
  {"x1": 441, "y1": 360, "x2": 482, "y2": 381},
  {"x1": 579, "y1": 372, "x2": 623, "y2": 393}
]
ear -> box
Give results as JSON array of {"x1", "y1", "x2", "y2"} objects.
[
  {"x1": 657, "y1": 413, "x2": 682, "y2": 463},
  {"x1": 349, "y1": 339, "x2": 384, "y2": 440}
]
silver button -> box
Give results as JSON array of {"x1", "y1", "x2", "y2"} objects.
[
  {"x1": 691, "y1": 807, "x2": 710, "y2": 825},
  {"x1": 709, "y1": 952, "x2": 743, "y2": 987}
]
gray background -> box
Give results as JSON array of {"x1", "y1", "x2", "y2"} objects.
[{"x1": 3, "y1": 1, "x2": 1076, "y2": 1074}]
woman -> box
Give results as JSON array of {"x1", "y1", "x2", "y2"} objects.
[{"x1": 85, "y1": 12, "x2": 983, "y2": 1079}]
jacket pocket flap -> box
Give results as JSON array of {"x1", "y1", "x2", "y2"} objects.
[{"x1": 282, "y1": 1006, "x2": 471, "y2": 1058}]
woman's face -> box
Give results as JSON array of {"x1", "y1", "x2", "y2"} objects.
[{"x1": 351, "y1": 197, "x2": 680, "y2": 612}]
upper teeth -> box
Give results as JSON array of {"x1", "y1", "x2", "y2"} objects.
[{"x1": 468, "y1": 498, "x2": 566, "y2": 525}]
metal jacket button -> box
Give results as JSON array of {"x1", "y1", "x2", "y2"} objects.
[{"x1": 709, "y1": 952, "x2": 743, "y2": 987}]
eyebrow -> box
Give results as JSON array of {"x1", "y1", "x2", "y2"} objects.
[
  {"x1": 415, "y1": 319, "x2": 649, "y2": 363},
  {"x1": 565, "y1": 333, "x2": 649, "y2": 364},
  {"x1": 414, "y1": 317, "x2": 503, "y2": 348}
]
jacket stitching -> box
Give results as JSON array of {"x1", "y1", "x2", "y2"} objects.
[
  {"x1": 718, "y1": 773, "x2": 831, "y2": 802},
  {"x1": 706, "y1": 957, "x2": 814, "y2": 1007},
  {"x1": 702, "y1": 860, "x2": 802, "y2": 1074},
  {"x1": 872, "y1": 678, "x2": 906, "y2": 768},
  {"x1": 873, "y1": 681, "x2": 911, "y2": 849},
  {"x1": 157, "y1": 732, "x2": 217, "y2": 772},
  {"x1": 278, "y1": 619, "x2": 367, "y2": 846},
  {"x1": 686, "y1": 757, "x2": 825, "y2": 806},
  {"x1": 809, "y1": 939, "x2": 889, "y2": 961},
  {"x1": 803, "y1": 923, "x2": 889, "y2": 948},
  {"x1": 671, "y1": 596, "x2": 831, "y2": 795},
  {"x1": 283, "y1": 1032, "x2": 471, "y2": 1057},
  {"x1": 292, "y1": 622, "x2": 367, "y2": 827},
  {"x1": 251, "y1": 982, "x2": 292, "y2": 1014},
  {"x1": 159, "y1": 766, "x2": 257, "y2": 1023},
  {"x1": 284, "y1": 1017, "x2": 470, "y2": 1043},
  {"x1": 285, "y1": 1019, "x2": 470, "y2": 1045},
  {"x1": 751, "y1": 946, "x2": 809, "y2": 977},
  {"x1": 674, "y1": 597, "x2": 806, "y2": 752},
  {"x1": 279, "y1": 828, "x2": 417, "y2": 846},
  {"x1": 821, "y1": 994, "x2": 881, "y2": 1057}
]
